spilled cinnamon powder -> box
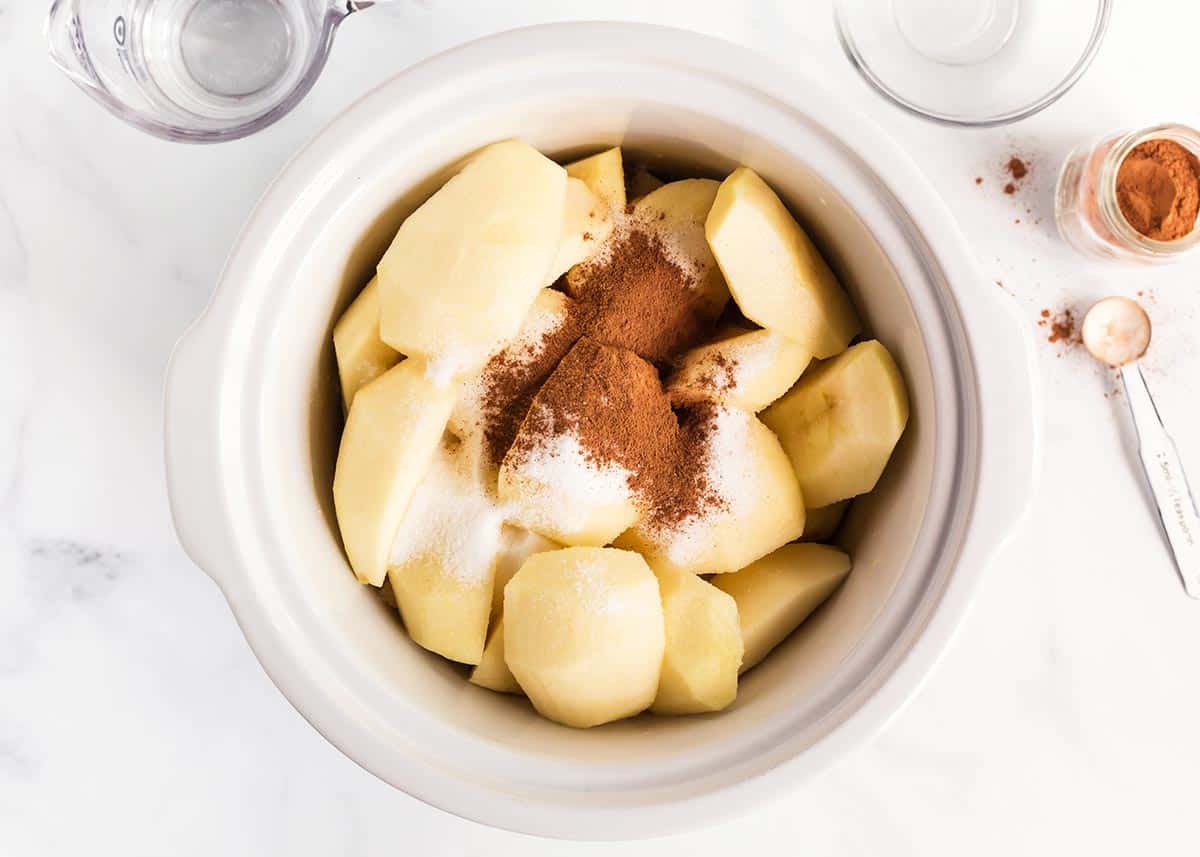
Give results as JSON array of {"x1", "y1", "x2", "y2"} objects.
[
  {"x1": 1038, "y1": 307, "x2": 1080, "y2": 346},
  {"x1": 1003, "y1": 156, "x2": 1028, "y2": 195}
]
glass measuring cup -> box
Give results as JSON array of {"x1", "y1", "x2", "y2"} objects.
[{"x1": 47, "y1": 0, "x2": 386, "y2": 143}]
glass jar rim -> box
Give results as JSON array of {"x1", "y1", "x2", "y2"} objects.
[{"x1": 1099, "y1": 123, "x2": 1200, "y2": 256}]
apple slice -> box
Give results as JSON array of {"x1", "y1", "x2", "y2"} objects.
[
  {"x1": 498, "y1": 340, "x2": 656, "y2": 547},
  {"x1": 387, "y1": 438, "x2": 505, "y2": 664},
  {"x1": 499, "y1": 431, "x2": 641, "y2": 548},
  {"x1": 544, "y1": 177, "x2": 615, "y2": 285},
  {"x1": 651, "y1": 564, "x2": 743, "y2": 715},
  {"x1": 762, "y1": 340, "x2": 909, "y2": 508},
  {"x1": 333, "y1": 360, "x2": 456, "y2": 587},
  {"x1": 333, "y1": 276, "x2": 403, "y2": 410},
  {"x1": 565, "y1": 147, "x2": 625, "y2": 213},
  {"x1": 706, "y1": 167, "x2": 860, "y2": 358},
  {"x1": 378, "y1": 140, "x2": 568, "y2": 381},
  {"x1": 666, "y1": 327, "x2": 811, "y2": 412},
  {"x1": 504, "y1": 547, "x2": 665, "y2": 728},
  {"x1": 448, "y1": 288, "x2": 575, "y2": 452},
  {"x1": 615, "y1": 406, "x2": 806, "y2": 575},
  {"x1": 714, "y1": 543, "x2": 851, "y2": 672},
  {"x1": 631, "y1": 178, "x2": 730, "y2": 320},
  {"x1": 490, "y1": 525, "x2": 561, "y2": 617},
  {"x1": 626, "y1": 164, "x2": 665, "y2": 201},
  {"x1": 469, "y1": 618, "x2": 521, "y2": 694},
  {"x1": 802, "y1": 500, "x2": 849, "y2": 542}
]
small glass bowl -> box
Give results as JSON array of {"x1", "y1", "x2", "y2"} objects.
[
  {"x1": 834, "y1": 0, "x2": 1112, "y2": 127},
  {"x1": 1055, "y1": 123, "x2": 1200, "y2": 264}
]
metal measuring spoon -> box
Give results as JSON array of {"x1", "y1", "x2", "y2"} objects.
[{"x1": 1081, "y1": 297, "x2": 1200, "y2": 598}]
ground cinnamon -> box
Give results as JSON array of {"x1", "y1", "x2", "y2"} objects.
[
  {"x1": 689, "y1": 352, "x2": 739, "y2": 396},
  {"x1": 471, "y1": 216, "x2": 724, "y2": 468},
  {"x1": 1038, "y1": 307, "x2": 1079, "y2": 346},
  {"x1": 1003, "y1": 155, "x2": 1028, "y2": 195},
  {"x1": 566, "y1": 226, "x2": 719, "y2": 362},
  {"x1": 1116, "y1": 139, "x2": 1200, "y2": 241},
  {"x1": 505, "y1": 338, "x2": 722, "y2": 526},
  {"x1": 475, "y1": 307, "x2": 583, "y2": 468}
]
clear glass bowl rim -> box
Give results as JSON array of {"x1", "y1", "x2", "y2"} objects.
[{"x1": 833, "y1": 0, "x2": 1113, "y2": 128}]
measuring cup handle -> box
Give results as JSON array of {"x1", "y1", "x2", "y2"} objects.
[{"x1": 1121, "y1": 363, "x2": 1200, "y2": 599}]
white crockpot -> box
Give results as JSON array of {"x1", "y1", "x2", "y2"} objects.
[{"x1": 164, "y1": 23, "x2": 1038, "y2": 841}]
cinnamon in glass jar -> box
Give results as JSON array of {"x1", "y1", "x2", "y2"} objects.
[{"x1": 1055, "y1": 123, "x2": 1200, "y2": 263}]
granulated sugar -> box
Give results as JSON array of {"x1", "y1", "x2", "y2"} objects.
[
  {"x1": 640, "y1": 207, "x2": 711, "y2": 286},
  {"x1": 423, "y1": 297, "x2": 569, "y2": 390},
  {"x1": 568, "y1": 556, "x2": 619, "y2": 614},
  {"x1": 423, "y1": 346, "x2": 481, "y2": 388},
  {"x1": 389, "y1": 440, "x2": 507, "y2": 584},
  {"x1": 669, "y1": 330, "x2": 789, "y2": 401},
  {"x1": 507, "y1": 425, "x2": 636, "y2": 531},
  {"x1": 722, "y1": 332, "x2": 782, "y2": 380}
]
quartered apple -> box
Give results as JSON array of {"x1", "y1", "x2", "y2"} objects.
[
  {"x1": 565, "y1": 146, "x2": 626, "y2": 213},
  {"x1": 651, "y1": 564, "x2": 743, "y2": 715},
  {"x1": 503, "y1": 547, "x2": 665, "y2": 728},
  {"x1": 762, "y1": 340, "x2": 909, "y2": 508},
  {"x1": 714, "y1": 542, "x2": 851, "y2": 672},
  {"x1": 332, "y1": 360, "x2": 456, "y2": 587},
  {"x1": 377, "y1": 140, "x2": 567, "y2": 380},
  {"x1": 332, "y1": 276, "x2": 403, "y2": 410},
  {"x1": 706, "y1": 166, "x2": 860, "y2": 358}
]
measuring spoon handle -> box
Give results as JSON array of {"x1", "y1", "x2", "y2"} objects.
[{"x1": 1121, "y1": 363, "x2": 1200, "y2": 598}]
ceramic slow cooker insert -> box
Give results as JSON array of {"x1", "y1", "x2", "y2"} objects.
[{"x1": 164, "y1": 23, "x2": 1036, "y2": 840}]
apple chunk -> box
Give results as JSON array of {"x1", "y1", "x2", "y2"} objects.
[
  {"x1": 762, "y1": 340, "x2": 909, "y2": 508},
  {"x1": 490, "y1": 526, "x2": 560, "y2": 618},
  {"x1": 387, "y1": 438, "x2": 505, "y2": 665},
  {"x1": 666, "y1": 327, "x2": 811, "y2": 412},
  {"x1": 378, "y1": 140, "x2": 567, "y2": 380},
  {"x1": 706, "y1": 167, "x2": 860, "y2": 358},
  {"x1": 470, "y1": 618, "x2": 521, "y2": 694},
  {"x1": 504, "y1": 547, "x2": 665, "y2": 728},
  {"x1": 565, "y1": 147, "x2": 625, "y2": 213},
  {"x1": 333, "y1": 360, "x2": 456, "y2": 587},
  {"x1": 333, "y1": 276, "x2": 403, "y2": 410},
  {"x1": 626, "y1": 164, "x2": 664, "y2": 200},
  {"x1": 498, "y1": 340, "x2": 656, "y2": 547},
  {"x1": 802, "y1": 500, "x2": 849, "y2": 542},
  {"x1": 448, "y1": 288, "x2": 575, "y2": 456},
  {"x1": 544, "y1": 177, "x2": 615, "y2": 285},
  {"x1": 616, "y1": 406, "x2": 806, "y2": 575},
  {"x1": 631, "y1": 178, "x2": 730, "y2": 320},
  {"x1": 651, "y1": 564, "x2": 743, "y2": 715},
  {"x1": 713, "y1": 543, "x2": 851, "y2": 672}
]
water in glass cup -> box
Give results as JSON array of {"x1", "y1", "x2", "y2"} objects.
[{"x1": 47, "y1": 0, "x2": 379, "y2": 142}]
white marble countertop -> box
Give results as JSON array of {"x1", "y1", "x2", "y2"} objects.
[{"x1": 4, "y1": 1, "x2": 1200, "y2": 853}]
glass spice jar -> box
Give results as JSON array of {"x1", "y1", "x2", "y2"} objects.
[{"x1": 1055, "y1": 123, "x2": 1200, "y2": 264}]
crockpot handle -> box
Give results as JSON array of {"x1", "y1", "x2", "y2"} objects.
[{"x1": 163, "y1": 317, "x2": 239, "y2": 592}]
